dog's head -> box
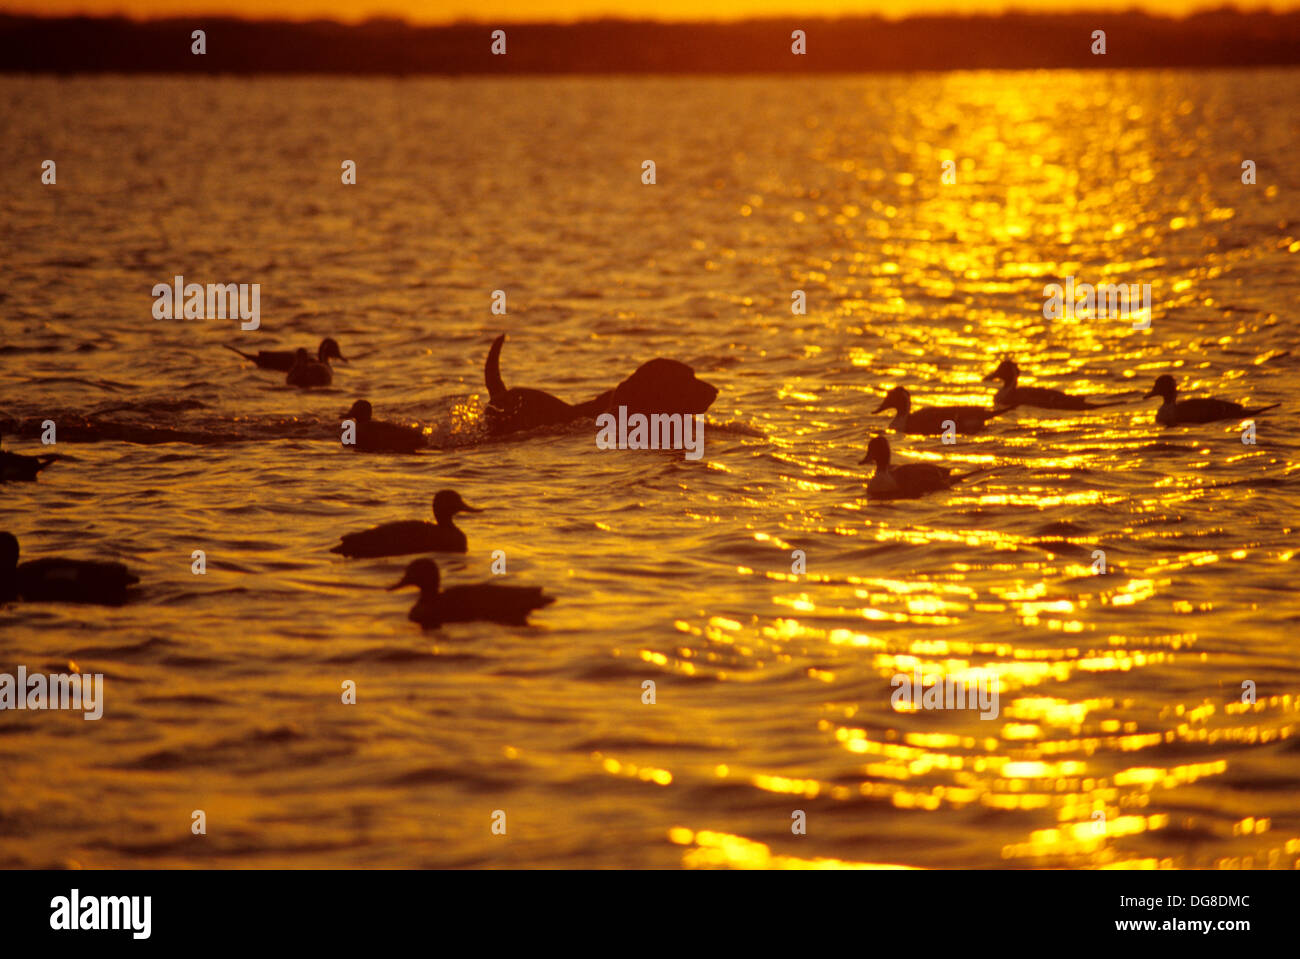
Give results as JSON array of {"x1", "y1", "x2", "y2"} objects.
[{"x1": 611, "y1": 358, "x2": 718, "y2": 415}]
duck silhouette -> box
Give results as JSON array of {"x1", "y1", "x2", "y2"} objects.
[
  {"x1": 858, "y1": 434, "x2": 986, "y2": 499},
  {"x1": 874, "y1": 385, "x2": 1005, "y2": 435},
  {"x1": 286, "y1": 347, "x2": 334, "y2": 388},
  {"x1": 342, "y1": 400, "x2": 427, "y2": 453},
  {"x1": 225, "y1": 337, "x2": 346, "y2": 373},
  {"x1": 1, "y1": 432, "x2": 60, "y2": 482},
  {"x1": 389, "y1": 558, "x2": 554, "y2": 628},
  {"x1": 983, "y1": 358, "x2": 1124, "y2": 411},
  {"x1": 1145, "y1": 374, "x2": 1279, "y2": 426},
  {"x1": 0, "y1": 531, "x2": 138, "y2": 605},
  {"x1": 330, "y1": 490, "x2": 481, "y2": 558}
]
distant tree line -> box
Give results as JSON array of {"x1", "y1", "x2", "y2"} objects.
[{"x1": 1, "y1": 10, "x2": 1297, "y2": 74}]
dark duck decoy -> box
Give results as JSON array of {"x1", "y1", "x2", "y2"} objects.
[
  {"x1": 286, "y1": 347, "x2": 334, "y2": 388},
  {"x1": 224, "y1": 337, "x2": 347, "y2": 373},
  {"x1": 0, "y1": 532, "x2": 138, "y2": 605},
  {"x1": 330, "y1": 490, "x2": 481, "y2": 558},
  {"x1": 983, "y1": 358, "x2": 1124, "y2": 411},
  {"x1": 874, "y1": 385, "x2": 1005, "y2": 436},
  {"x1": 389, "y1": 558, "x2": 554, "y2": 628},
  {"x1": 0, "y1": 432, "x2": 60, "y2": 482},
  {"x1": 342, "y1": 400, "x2": 427, "y2": 453},
  {"x1": 1145, "y1": 374, "x2": 1279, "y2": 427},
  {"x1": 858, "y1": 435, "x2": 986, "y2": 499}
]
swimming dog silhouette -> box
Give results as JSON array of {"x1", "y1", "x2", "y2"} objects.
[{"x1": 482, "y1": 334, "x2": 718, "y2": 436}]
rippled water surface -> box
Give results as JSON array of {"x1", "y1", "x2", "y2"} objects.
[{"x1": 2, "y1": 72, "x2": 1299, "y2": 868}]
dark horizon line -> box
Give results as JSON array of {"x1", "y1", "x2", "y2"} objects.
[{"x1": 3, "y1": 9, "x2": 1299, "y2": 74}]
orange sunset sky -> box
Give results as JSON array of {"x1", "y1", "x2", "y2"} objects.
[{"x1": 6, "y1": 0, "x2": 1300, "y2": 22}]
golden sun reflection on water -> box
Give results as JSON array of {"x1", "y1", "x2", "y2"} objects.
[
  {"x1": 670, "y1": 828, "x2": 916, "y2": 870},
  {"x1": 662, "y1": 69, "x2": 1297, "y2": 868}
]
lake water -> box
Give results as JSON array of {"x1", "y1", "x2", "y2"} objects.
[{"x1": 1, "y1": 71, "x2": 1298, "y2": 868}]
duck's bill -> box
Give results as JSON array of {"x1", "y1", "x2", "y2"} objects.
[
  {"x1": 871, "y1": 401, "x2": 888, "y2": 413},
  {"x1": 981, "y1": 371, "x2": 998, "y2": 382},
  {"x1": 387, "y1": 576, "x2": 413, "y2": 591},
  {"x1": 1143, "y1": 388, "x2": 1157, "y2": 398},
  {"x1": 461, "y1": 504, "x2": 484, "y2": 513},
  {"x1": 858, "y1": 452, "x2": 873, "y2": 464}
]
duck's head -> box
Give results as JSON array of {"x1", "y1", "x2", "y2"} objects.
[
  {"x1": 319, "y1": 338, "x2": 347, "y2": 364},
  {"x1": 344, "y1": 399, "x2": 373, "y2": 423},
  {"x1": 0, "y1": 532, "x2": 18, "y2": 573},
  {"x1": 858, "y1": 434, "x2": 891, "y2": 466},
  {"x1": 291, "y1": 347, "x2": 312, "y2": 366},
  {"x1": 873, "y1": 386, "x2": 910, "y2": 414},
  {"x1": 1145, "y1": 374, "x2": 1177, "y2": 402},
  {"x1": 983, "y1": 357, "x2": 1018, "y2": 384},
  {"x1": 389, "y1": 558, "x2": 440, "y2": 594},
  {"x1": 432, "y1": 489, "x2": 483, "y2": 523}
]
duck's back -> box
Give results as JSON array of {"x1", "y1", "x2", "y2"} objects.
[
  {"x1": 1010, "y1": 385, "x2": 1090, "y2": 411},
  {"x1": 357, "y1": 420, "x2": 426, "y2": 453},
  {"x1": 16, "y1": 558, "x2": 138, "y2": 605},
  {"x1": 1171, "y1": 397, "x2": 1244, "y2": 424},
  {"x1": 906, "y1": 405, "x2": 994, "y2": 434},
  {"x1": 287, "y1": 362, "x2": 332, "y2": 388},
  {"x1": 890, "y1": 462, "x2": 954, "y2": 494},
  {"x1": 434, "y1": 583, "x2": 554, "y2": 625},
  {"x1": 898, "y1": 407, "x2": 943, "y2": 434},
  {"x1": 254, "y1": 350, "x2": 296, "y2": 371},
  {"x1": 333, "y1": 520, "x2": 463, "y2": 557}
]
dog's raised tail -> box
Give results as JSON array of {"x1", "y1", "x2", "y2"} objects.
[{"x1": 485, "y1": 334, "x2": 507, "y2": 401}]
